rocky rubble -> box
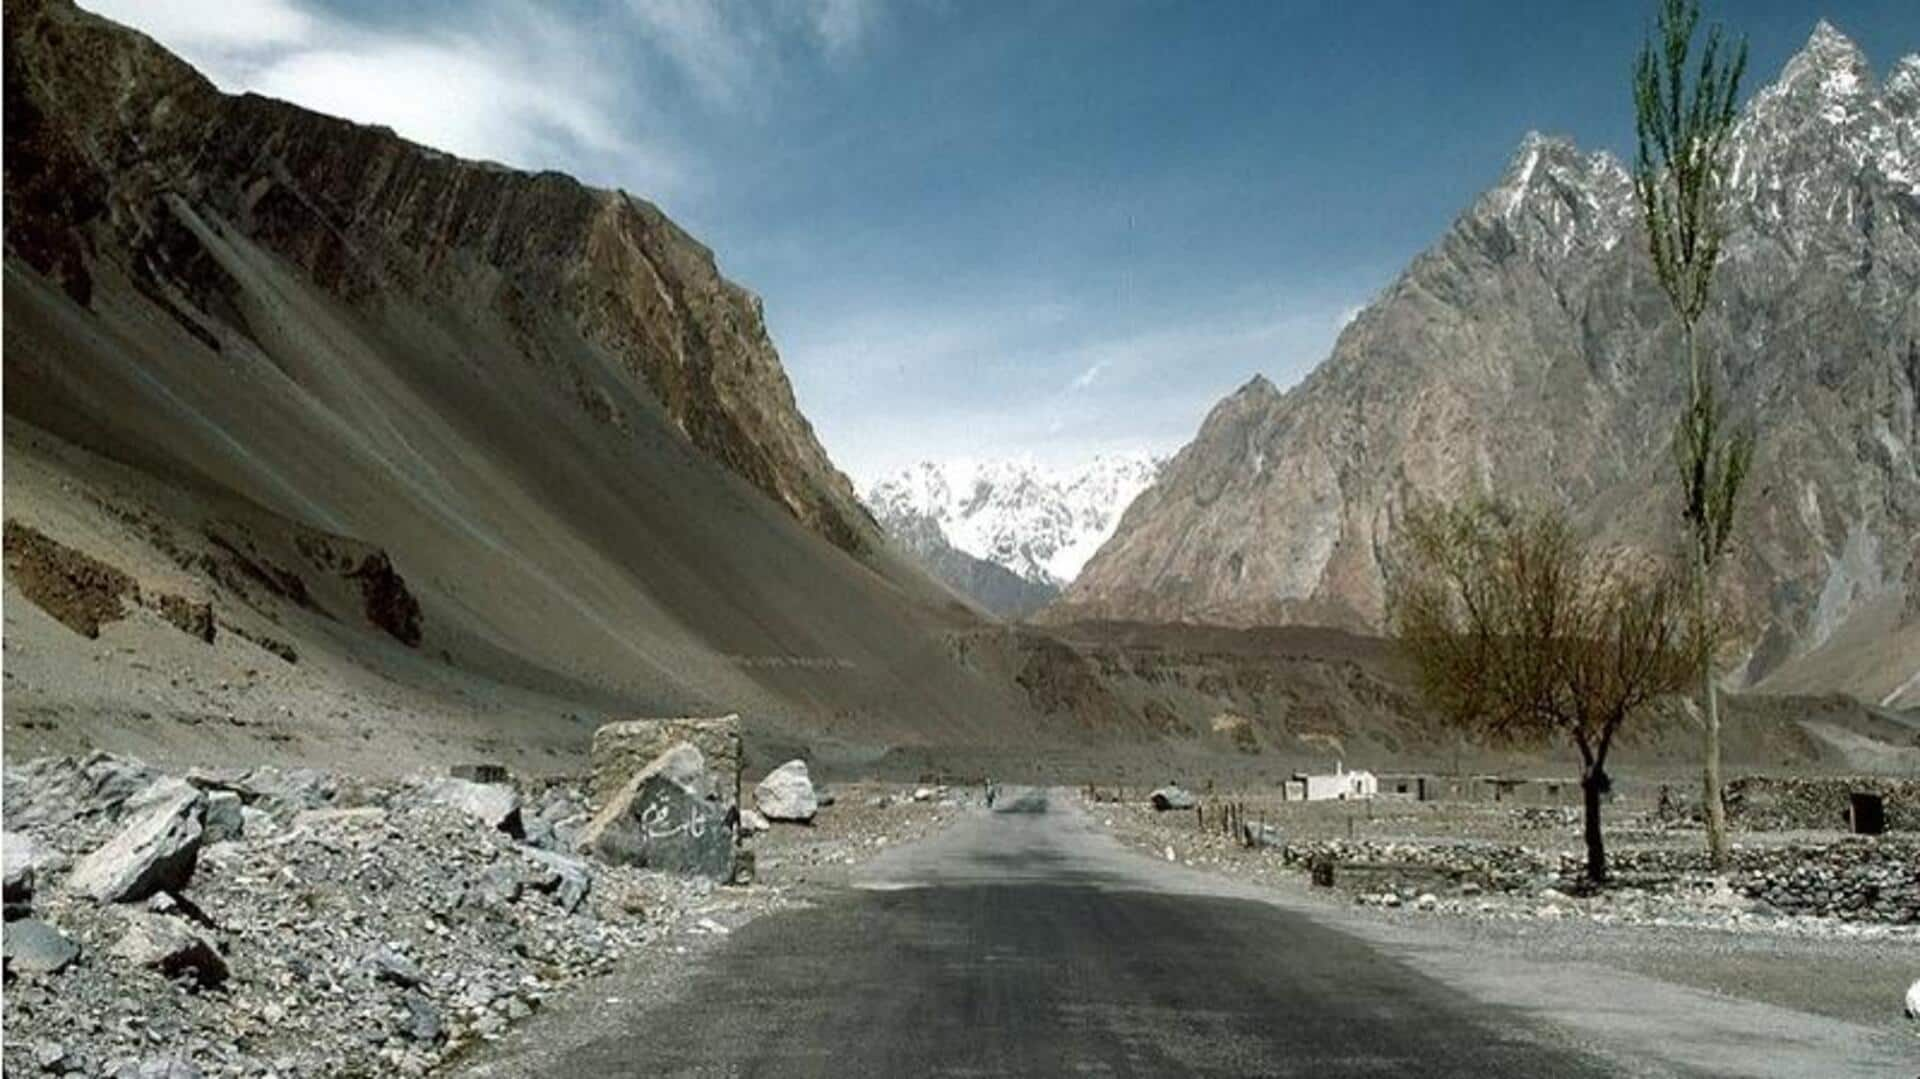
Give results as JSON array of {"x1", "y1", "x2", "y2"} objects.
[
  {"x1": 0, "y1": 752, "x2": 784, "y2": 1078},
  {"x1": 1099, "y1": 794, "x2": 1920, "y2": 941}
]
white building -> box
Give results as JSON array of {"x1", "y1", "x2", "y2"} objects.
[{"x1": 1287, "y1": 762, "x2": 1377, "y2": 802}]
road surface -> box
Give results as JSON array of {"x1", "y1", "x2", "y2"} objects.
[{"x1": 503, "y1": 789, "x2": 1622, "y2": 1076}]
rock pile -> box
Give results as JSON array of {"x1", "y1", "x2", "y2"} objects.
[{"x1": 0, "y1": 752, "x2": 770, "y2": 1078}]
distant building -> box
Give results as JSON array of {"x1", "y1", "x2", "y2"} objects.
[
  {"x1": 1374, "y1": 773, "x2": 1580, "y2": 806},
  {"x1": 1287, "y1": 762, "x2": 1377, "y2": 802}
]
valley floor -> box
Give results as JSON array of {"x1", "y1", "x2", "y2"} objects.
[{"x1": 455, "y1": 789, "x2": 1917, "y2": 1078}]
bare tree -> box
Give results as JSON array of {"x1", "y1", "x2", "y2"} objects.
[
  {"x1": 1388, "y1": 502, "x2": 1699, "y2": 883},
  {"x1": 1631, "y1": 0, "x2": 1750, "y2": 870}
]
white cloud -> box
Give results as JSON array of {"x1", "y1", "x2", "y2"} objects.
[
  {"x1": 82, "y1": 0, "x2": 689, "y2": 197},
  {"x1": 84, "y1": 0, "x2": 314, "y2": 51},
  {"x1": 801, "y1": 0, "x2": 880, "y2": 58},
  {"x1": 1068, "y1": 361, "x2": 1108, "y2": 392}
]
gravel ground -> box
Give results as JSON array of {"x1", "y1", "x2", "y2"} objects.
[
  {"x1": 1092, "y1": 791, "x2": 1920, "y2": 1035},
  {"x1": 0, "y1": 752, "x2": 968, "y2": 1079}
]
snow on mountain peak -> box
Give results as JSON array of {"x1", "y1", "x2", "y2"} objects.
[{"x1": 865, "y1": 454, "x2": 1166, "y2": 586}]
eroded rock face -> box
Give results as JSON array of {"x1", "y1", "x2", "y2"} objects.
[
  {"x1": 1050, "y1": 26, "x2": 1920, "y2": 704},
  {"x1": 1, "y1": 0, "x2": 873, "y2": 562}
]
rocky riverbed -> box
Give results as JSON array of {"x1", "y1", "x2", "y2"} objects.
[{"x1": 0, "y1": 753, "x2": 962, "y2": 1078}]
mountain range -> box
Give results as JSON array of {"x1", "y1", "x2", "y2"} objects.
[
  {"x1": 1048, "y1": 22, "x2": 1920, "y2": 709},
  {"x1": 864, "y1": 455, "x2": 1163, "y2": 617}
]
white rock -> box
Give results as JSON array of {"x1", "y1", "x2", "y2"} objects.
[
  {"x1": 1905, "y1": 978, "x2": 1919, "y2": 1021},
  {"x1": 65, "y1": 785, "x2": 205, "y2": 903},
  {"x1": 738, "y1": 809, "x2": 770, "y2": 834},
  {"x1": 421, "y1": 778, "x2": 523, "y2": 836},
  {"x1": 754, "y1": 760, "x2": 818, "y2": 823}
]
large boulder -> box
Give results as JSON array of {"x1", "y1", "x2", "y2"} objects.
[
  {"x1": 754, "y1": 760, "x2": 818, "y2": 823},
  {"x1": 108, "y1": 912, "x2": 227, "y2": 987},
  {"x1": 4, "y1": 830, "x2": 53, "y2": 916},
  {"x1": 420, "y1": 778, "x2": 523, "y2": 838},
  {"x1": 65, "y1": 785, "x2": 205, "y2": 903},
  {"x1": 1150, "y1": 785, "x2": 1195, "y2": 812},
  {"x1": 2, "y1": 917, "x2": 80, "y2": 976},
  {"x1": 590, "y1": 715, "x2": 741, "y2": 811},
  {"x1": 575, "y1": 767, "x2": 732, "y2": 881}
]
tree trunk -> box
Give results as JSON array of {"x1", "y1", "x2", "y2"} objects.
[
  {"x1": 1687, "y1": 324, "x2": 1731, "y2": 871},
  {"x1": 1581, "y1": 766, "x2": 1608, "y2": 884}
]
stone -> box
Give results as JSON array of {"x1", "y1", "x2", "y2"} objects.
[
  {"x1": 108, "y1": 912, "x2": 228, "y2": 988},
  {"x1": 201, "y1": 791, "x2": 244, "y2": 846},
  {"x1": 366, "y1": 946, "x2": 423, "y2": 988},
  {"x1": 3, "y1": 918, "x2": 81, "y2": 975},
  {"x1": 912, "y1": 787, "x2": 935, "y2": 802},
  {"x1": 520, "y1": 848, "x2": 591, "y2": 914},
  {"x1": 66, "y1": 784, "x2": 205, "y2": 903},
  {"x1": 1906, "y1": 978, "x2": 1919, "y2": 1021},
  {"x1": 1149, "y1": 786, "x2": 1195, "y2": 811},
  {"x1": 35, "y1": 1041, "x2": 68, "y2": 1071},
  {"x1": 754, "y1": 760, "x2": 818, "y2": 823},
  {"x1": 590, "y1": 716, "x2": 741, "y2": 811},
  {"x1": 469, "y1": 865, "x2": 523, "y2": 907},
  {"x1": 402, "y1": 991, "x2": 443, "y2": 1043},
  {"x1": 640, "y1": 743, "x2": 715, "y2": 801},
  {"x1": 420, "y1": 778, "x2": 523, "y2": 838},
  {"x1": 1241, "y1": 822, "x2": 1283, "y2": 849},
  {"x1": 575, "y1": 772, "x2": 732, "y2": 880},
  {"x1": 728, "y1": 848, "x2": 757, "y2": 887},
  {"x1": 5, "y1": 830, "x2": 51, "y2": 915},
  {"x1": 738, "y1": 809, "x2": 770, "y2": 835}
]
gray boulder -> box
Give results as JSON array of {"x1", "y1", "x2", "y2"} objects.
[
  {"x1": 200, "y1": 791, "x2": 245, "y2": 846},
  {"x1": 3, "y1": 917, "x2": 80, "y2": 976},
  {"x1": 575, "y1": 771, "x2": 732, "y2": 880},
  {"x1": 421, "y1": 778, "x2": 523, "y2": 838},
  {"x1": 754, "y1": 760, "x2": 818, "y2": 823},
  {"x1": 1150, "y1": 786, "x2": 1195, "y2": 811},
  {"x1": 365, "y1": 946, "x2": 423, "y2": 988},
  {"x1": 521, "y1": 848, "x2": 592, "y2": 914},
  {"x1": 402, "y1": 991, "x2": 443, "y2": 1043},
  {"x1": 108, "y1": 912, "x2": 228, "y2": 987},
  {"x1": 66, "y1": 785, "x2": 205, "y2": 903},
  {"x1": 1242, "y1": 822, "x2": 1283, "y2": 849},
  {"x1": 738, "y1": 808, "x2": 770, "y2": 835},
  {"x1": 468, "y1": 864, "x2": 523, "y2": 907},
  {"x1": 4, "y1": 830, "x2": 53, "y2": 915}
]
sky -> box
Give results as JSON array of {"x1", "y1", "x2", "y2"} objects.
[{"x1": 84, "y1": 0, "x2": 1920, "y2": 484}]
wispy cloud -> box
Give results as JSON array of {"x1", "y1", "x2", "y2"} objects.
[
  {"x1": 1068, "y1": 360, "x2": 1108, "y2": 392},
  {"x1": 83, "y1": 0, "x2": 885, "y2": 201}
]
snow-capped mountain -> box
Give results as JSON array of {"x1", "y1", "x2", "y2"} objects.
[{"x1": 866, "y1": 455, "x2": 1166, "y2": 590}]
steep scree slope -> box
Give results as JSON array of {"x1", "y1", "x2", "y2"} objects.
[{"x1": 1, "y1": 0, "x2": 1043, "y2": 767}]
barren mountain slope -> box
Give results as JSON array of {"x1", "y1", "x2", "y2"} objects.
[
  {"x1": 1, "y1": 0, "x2": 1051, "y2": 770},
  {"x1": 1050, "y1": 24, "x2": 1920, "y2": 708}
]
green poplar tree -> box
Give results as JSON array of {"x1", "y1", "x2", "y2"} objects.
[{"x1": 1631, "y1": 0, "x2": 1750, "y2": 870}]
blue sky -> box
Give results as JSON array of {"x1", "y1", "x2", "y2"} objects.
[{"x1": 87, "y1": 1, "x2": 1919, "y2": 482}]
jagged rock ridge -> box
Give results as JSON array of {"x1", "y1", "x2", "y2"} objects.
[{"x1": 1049, "y1": 23, "x2": 1920, "y2": 709}]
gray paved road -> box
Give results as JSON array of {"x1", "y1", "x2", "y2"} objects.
[{"x1": 544, "y1": 790, "x2": 1612, "y2": 1077}]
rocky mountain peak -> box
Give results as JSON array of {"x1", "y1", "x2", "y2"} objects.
[
  {"x1": 1781, "y1": 20, "x2": 1871, "y2": 96},
  {"x1": 1051, "y1": 19, "x2": 1920, "y2": 707}
]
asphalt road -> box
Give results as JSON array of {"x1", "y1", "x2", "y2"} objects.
[{"x1": 536, "y1": 790, "x2": 1614, "y2": 1077}]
